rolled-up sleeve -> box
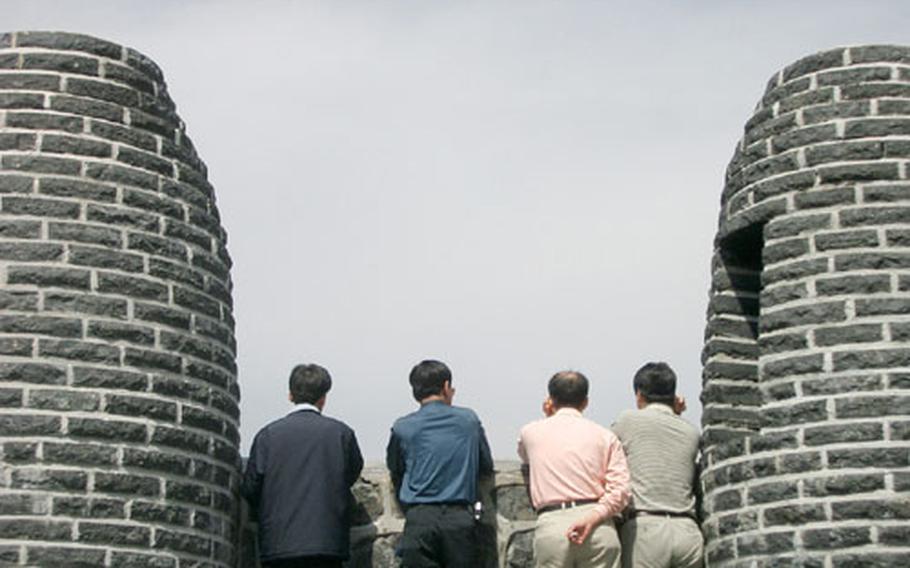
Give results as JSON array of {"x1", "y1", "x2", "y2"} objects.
[{"x1": 593, "y1": 431, "x2": 631, "y2": 520}]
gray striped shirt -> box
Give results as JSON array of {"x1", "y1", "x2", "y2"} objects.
[{"x1": 612, "y1": 403, "x2": 700, "y2": 515}]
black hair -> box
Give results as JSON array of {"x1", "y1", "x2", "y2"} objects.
[
  {"x1": 409, "y1": 359, "x2": 451, "y2": 401},
  {"x1": 548, "y1": 370, "x2": 589, "y2": 408},
  {"x1": 633, "y1": 361, "x2": 677, "y2": 406},
  {"x1": 288, "y1": 364, "x2": 332, "y2": 404}
]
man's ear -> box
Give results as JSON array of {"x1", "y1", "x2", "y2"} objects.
[
  {"x1": 579, "y1": 397, "x2": 589, "y2": 412},
  {"x1": 316, "y1": 395, "x2": 327, "y2": 411},
  {"x1": 288, "y1": 391, "x2": 294, "y2": 403}
]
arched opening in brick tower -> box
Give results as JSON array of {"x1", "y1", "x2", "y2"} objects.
[{"x1": 702, "y1": 222, "x2": 763, "y2": 445}]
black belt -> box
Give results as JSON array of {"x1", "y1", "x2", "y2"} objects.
[
  {"x1": 536, "y1": 499, "x2": 598, "y2": 515},
  {"x1": 628, "y1": 510, "x2": 695, "y2": 520}
]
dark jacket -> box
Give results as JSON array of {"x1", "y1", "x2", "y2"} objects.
[{"x1": 242, "y1": 408, "x2": 364, "y2": 562}]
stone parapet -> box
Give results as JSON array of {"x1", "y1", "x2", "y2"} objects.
[{"x1": 238, "y1": 461, "x2": 536, "y2": 568}]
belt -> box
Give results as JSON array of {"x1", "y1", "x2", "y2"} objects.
[
  {"x1": 627, "y1": 510, "x2": 695, "y2": 520},
  {"x1": 536, "y1": 499, "x2": 598, "y2": 515}
]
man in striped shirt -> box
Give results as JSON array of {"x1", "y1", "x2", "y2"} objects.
[{"x1": 611, "y1": 362, "x2": 703, "y2": 568}]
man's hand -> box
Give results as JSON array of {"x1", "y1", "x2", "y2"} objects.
[
  {"x1": 674, "y1": 395, "x2": 687, "y2": 416},
  {"x1": 542, "y1": 398, "x2": 555, "y2": 417},
  {"x1": 565, "y1": 512, "x2": 601, "y2": 545}
]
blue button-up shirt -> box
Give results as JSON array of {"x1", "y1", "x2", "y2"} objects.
[{"x1": 386, "y1": 401, "x2": 494, "y2": 505}]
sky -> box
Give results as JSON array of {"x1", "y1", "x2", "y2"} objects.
[{"x1": 6, "y1": 1, "x2": 910, "y2": 460}]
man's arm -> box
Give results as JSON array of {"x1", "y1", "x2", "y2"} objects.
[
  {"x1": 344, "y1": 428, "x2": 364, "y2": 488},
  {"x1": 566, "y1": 433, "x2": 631, "y2": 545},
  {"x1": 241, "y1": 431, "x2": 267, "y2": 517},
  {"x1": 478, "y1": 422, "x2": 494, "y2": 477},
  {"x1": 385, "y1": 428, "x2": 404, "y2": 499}
]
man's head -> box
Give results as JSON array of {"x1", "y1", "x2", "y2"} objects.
[
  {"x1": 288, "y1": 363, "x2": 332, "y2": 407},
  {"x1": 633, "y1": 362, "x2": 677, "y2": 408},
  {"x1": 409, "y1": 359, "x2": 453, "y2": 403},
  {"x1": 547, "y1": 370, "x2": 589, "y2": 411}
]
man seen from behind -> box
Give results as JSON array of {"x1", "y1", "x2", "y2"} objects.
[
  {"x1": 518, "y1": 370, "x2": 631, "y2": 568},
  {"x1": 386, "y1": 359, "x2": 494, "y2": 567},
  {"x1": 612, "y1": 362, "x2": 703, "y2": 568},
  {"x1": 242, "y1": 364, "x2": 364, "y2": 568}
]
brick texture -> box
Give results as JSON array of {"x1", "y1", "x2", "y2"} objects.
[
  {"x1": 0, "y1": 32, "x2": 239, "y2": 567},
  {"x1": 702, "y1": 45, "x2": 910, "y2": 566}
]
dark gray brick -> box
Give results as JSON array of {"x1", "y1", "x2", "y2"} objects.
[
  {"x1": 833, "y1": 349, "x2": 910, "y2": 371},
  {"x1": 804, "y1": 422, "x2": 884, "y2": 446},
  {"x1": 794, "y1": 187, "x2": 857, "y2": 210},
  {"x1": 94, "y1": 472, "x2": 159, "y2": 497},
  {"x1": 763, "y1": 258, "x2": 829, "y2": 286},
  {"x1": 122, "y1": 448, "x2": 191, "y2": 475},
  {"x1": 66, "y1": 77, "x2": 139, "y2": 107},
  {"x1": 832, "y1": 499, "x2": 910, "y2": 520},
  {"x1": 815, "y1": 324, "x2": 883, "y2": 346},
  {"x1": 40, "y1": 134, "x2": 112, "y2": 158},
  {"x1": 1, "y1": 155, "x2": 81, "y2": 176},
  {"x1": 804, "y1": 473, "x2": 885, "y2": 497},
  {"x1": 0, "y1": 315, "x2": 82, "y2": 338},
  {"x1": 107, "y1": 394, "x2": 177, "y2": 422},
  {"x1": 127, "y1": 232, "x2": 188, "y2": 261},
  {"x1": 761, "y1": 302, "x2": 845, "y2": 333},
  {"x1": 2, "y1": 195, "x2": 80, "y2": 219},
  {"x1": 864, "y1": 184, "x2": 910, "y2": 203},
  {"x1": 828, "y1": 447, "x2": 909, "y2": 469},
  {"x1": 11, "y1": 468, "x2": 86, "y2": 491},
  {"x1": 69, "y1": 245, "x2": 144, "y2": 272},
  {"x1": 68, "y1": 417, "x2": 146, "y2": 442},
  {"x1": 836, "y1": 395, "x2": 910, "y2": 418},
  {"x1": 44, "y1": 291, "x2": 127, "y2": 319},
  {"x1": 28, "y1": 389, "x2": 100, "y2": 412},
  {"x1": 87, "y1": 320, "x2": 155, "y2": 346},
  {"x1": 78, "y1": 521, "x2": 151, "y2": 546},
  {"x1": 72, "y1": 366, "x2": 148, "y2": 392},
  {"x1": 814, "y1": 230, "x2": 879, "y2": 252},
  {"x1": 87, "y1": 203, "x2": 159, "y2": 232},
  {"x1": 0, "y1": 362, "x2": 66, "y2": 385},
  {"x1": 0, "y1": 519, "x2": 71, "y2": 541},
  {"x1": 50, "y1": 94, "x2": 124, "y2": 122},
  {"x1": 802, "y1": 527, "x2": 871, "y2": 550},
  {"x1": 855, "y1": 298, "x2": 910, "y2": 316},
  {"x1": 43, "y1": 441, "x2": 116, "y2": 466},
  {"x1": 89, "y1": 120, "x2": 157, "y2": 151},
  {"x1": 0, "y1": 73, "x2": 61, "y2": 91},
  {"x1": 0, "y1": 290, "x2": 38, "y2": 311},
  {"x1": 38, "y1": 339, "x2": 120, "y2": 364},
  {"x1": 835, "y1": 252, "x2": 910, "y2": 271},
  {"x1": 5, "y1": 111, "x2": 83, "y2": 133},
  {"x1": 84, "y1": 162, "x2": 158, "y2": 191},
  {"x1": 0, "y1": 217, "x2": 39, "y2": 238},
  {"x1": 48, "y1": 221, "x2": 122, "y2": 247},
  {"x1": 134, "y1": 302, "x2": 191, "y2": 330},
  {"x1": 7, "y1": 266, "x2": 91, "y2": 290},
  {"x1": 124, "y1": 347, "x2": 182, "y2": 373}
]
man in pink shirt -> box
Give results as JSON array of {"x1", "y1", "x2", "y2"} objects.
[{"x1": 518, "y1": 370, "x2": 631, "y2": 568}]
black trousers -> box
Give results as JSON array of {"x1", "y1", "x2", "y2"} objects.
[
  {"x1": 263, "y1": 557, "x2": 343, "y2": 568},
  {"x1": 400, "y1": 503, "x2": 477, "y2": 568}
]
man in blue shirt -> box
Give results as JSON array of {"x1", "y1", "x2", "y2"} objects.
[{"x1": 386, "y1": 359, "x2": 494, "y2": 567}]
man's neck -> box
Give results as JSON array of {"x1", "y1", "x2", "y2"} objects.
[{"x1": 420, "y1": 395, "x2": 447, "y2": 405}]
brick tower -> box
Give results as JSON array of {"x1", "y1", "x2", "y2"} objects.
[
  {"x1": 701, "y1": 46, "x2": 910, "y2": 566},
  {"x1": 0, "y1": 32, "x2": 240, "y2": 567}
]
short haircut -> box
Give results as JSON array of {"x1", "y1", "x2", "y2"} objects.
[
  {"x1": 409, "y1": 359, "x2": 451, "y2": 401},
  {"x1": 289, "y1": 364, "x2": 332, "y2": 404},
  {"x1": 548, "y1": 370, "x2": 589, "y2": 408},
  {"x1": 633, "y1": 362, "x2": 677, "y2": 406}
]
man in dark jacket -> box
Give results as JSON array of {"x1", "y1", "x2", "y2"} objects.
[{"x1": 242, "y1": 364, "x2": 364, "y2": 568}]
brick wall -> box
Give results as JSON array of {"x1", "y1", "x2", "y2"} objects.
[
  {"x1": 702, "y1": 45, "x2": 910, "y2": 567},
  {"x1": 0, "y1": 32, "x2": 240, "y2": 567}
]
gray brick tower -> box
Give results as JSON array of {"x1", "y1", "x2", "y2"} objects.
[
  {"x1": 0, "y1": 32, "x2": 240, "y2": 567},
  {"x1": 701, "y1": 46, "x2": 910, "y2": 566}
]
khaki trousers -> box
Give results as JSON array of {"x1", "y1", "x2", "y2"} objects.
[
  {"x1": 533, "y1": 504, "x2": 621, "y2": 568},
  {"x1": 619, "y1": 516, "x2": 703, "y2": 568}
]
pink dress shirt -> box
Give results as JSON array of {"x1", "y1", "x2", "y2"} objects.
[{"x1": 518, "y1": 407, "x2": 631, "y2": 521}]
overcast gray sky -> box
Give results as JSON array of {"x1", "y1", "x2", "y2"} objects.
[{"x1": 7, "y1": 1, "x2": 910, "y2": 459}]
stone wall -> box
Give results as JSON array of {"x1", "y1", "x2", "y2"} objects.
[
  {"x1": 238, "y1": 462, "x2": 537, "y2": 568},
  {"x1": 0, "y1": 32, "x2": 241, "y2": 567},
  {"x1": 701, "y1": 45, "x2": 910, "y2": 566}
]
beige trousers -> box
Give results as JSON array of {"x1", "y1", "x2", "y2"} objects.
[
  {"x1": 619, "y1": 516, "x2": 704, "y2": 568},
  {"x1": 533, "y1": 504, "x2": 621, "y2": 568}
]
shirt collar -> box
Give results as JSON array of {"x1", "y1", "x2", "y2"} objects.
[
  {"x1": 288, "y1": 402, "x2": 321, "y2": 415},
  {"x1": 554, "y1": 407, "x2": 583, "y2": 417},
  {"x1": 644, "y1": 402, "x2": 675, "y2": 415}
]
